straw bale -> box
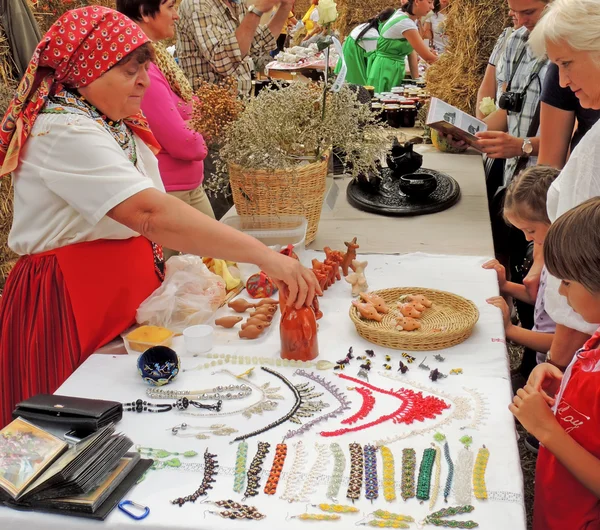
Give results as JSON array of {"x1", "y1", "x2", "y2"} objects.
[
  {"x1": 335, "y1": 0, "x2": 403, "y2": 39},
  {"x1": 425, "y1": 0, "x2": 510, "y2": 114}
]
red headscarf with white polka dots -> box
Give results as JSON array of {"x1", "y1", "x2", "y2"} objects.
[{"x1": 0, "y1": 6, "x2": 161, "y2": 177}]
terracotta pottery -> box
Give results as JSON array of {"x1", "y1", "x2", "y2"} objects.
[
  {"x1": 242, "y1": 317, "x2": 272, "y2": 329},
  {"x1": 248, "y1": 310, "x2": 274, "y2": 321},
  {"x1": 228, "y1": 299, "x2": 257, "y2": 313},
  {"x1": 396, "y1": 316, "x2": 422, "y2": 331},
  {"x1": 359, "y1": 292, "x2": 389, "y2": 314},
  {"x1": 345, "y1": 260, "x2": 368, "y2": 297},
  {"x1": 215, "y1": 316, "x2": 243, "y2": 328},
  {"x1": 239, "y1": 325, "x2": 264, "y2": 339},
  {"x1": 341, "y1": 237, "x2": 359, "y2": 276},
  {"x1": 279, "y1": 290, "x2": 319, "y2": 361},
  {"x1": 397, "y1": 302, "x2": 423, "y2": 319},
  {"x1": 351, "y1": 300, "x2": 382, "y2": 322},
  {"x1": 257, "y1": 298, "x2": 279, "y2": 306}
]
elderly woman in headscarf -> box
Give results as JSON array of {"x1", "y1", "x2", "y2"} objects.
[{"x1": 0, "y1": 6, "x2": 320, "y2": 427}]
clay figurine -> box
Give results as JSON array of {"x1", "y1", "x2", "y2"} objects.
[
  {"x1": 341, "y1": 237, "x2": 360, "y2": 276},
  {"x1": 395, "y1": 316, "x2": 422, "y2": 331},
  {"x1": 239, "y1": 325, "x2": 265, "y2": 340},
  {"x1": 246, "y1": 271, "x2": 278, "y2": 299},
  {"x1": 280, "y1": 244, "x2": 299, "y2": 261},
  {"x1": 215, "y1": 316, "x2": 243, "y2": 328},
  {"x1": 311, "y1": 295, "x2": 323, "y2": 320},
  {"x1": 352, "y1": 300, "x2": 383, "y2": 322},
  {"x1": 279, "y1": 289, "x2": 319, "y2": 361},
  {"x1": 312, "y1": 259, "x2": 332, "y2": 289},
  {"x1": 249, "y1": 311, "x2": 274, "y2": 322},
  {"x1": 397, "y1": 302, "x2": 423, "y2": 319},
  {"x1": 359, "y1": 292, "x2": 389, "y2": 314},
  {"x1": 400, "y1": 294, "x2": 433, "y2": 308},
  {"x1": 242, "y1": 318, "x2": 271, "y2": 330},
  {"x1": 251, "y1": 304, "x2": 278, "y2": 315},
  {"x1": 345, "y1": 260, "x2": 369, "y2": 297},
  {"x1": 228, "y1": 299, "x2": 257, "y2": 313},
  {"x1": 257, "y1": 298, "x2": 278, "y2": 306},
  {"x1": 323, "y1": 247, "x2": 343, "y2": 282}
]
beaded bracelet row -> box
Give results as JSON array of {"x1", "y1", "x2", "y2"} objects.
[
  {"x1": 243, "y1": 441, "x2": 270, "y2": 500},
  {"x1": 380, "y1": 446, "x2": 396, "y2": 502},
  {"x1": 424, "y1": 505, "x2": 479, "y2": 528},
  {"x1": 416, "y1": 448, "x2": 436, "y2": 501},
  {"x1": 264, "y1": 443, "x2": 287, "y2": 495},
  {"x1": 171, "y1": 449, "x2": 218, "y2": 507},
  {"x1": 429, "y1": 444, "x2": 442, "y2": 510},
  {"x1": 364, "y1": 444, "x2": 379, "y2": 501},
  {"x1": 401, "y1": 448, "x2": 416, "y2": 501},
  {"x1": 443, "y1": 441, "x2": 454, "y2": 503},
  {"x1": 233, "y1": 441, "x2": 248, "y2": 494},
  {"x1": 327, "y1": 442, "x2": 346, "y2": 501},
  {"x1": 454, "y1": 437, "x2": 474, "y2": 506},
  {"x1": 297, "y1": 443, "x2": 331, "y2": 502},
  {"x1": 280, "y1": 441, "x2": 308, "y2": 502},
  {"x1": 472, "y1": 446, "x2": 489, "y2": 500},
  {"x1": 347, "y1": 442, "x2": 364, "y2": 502}
]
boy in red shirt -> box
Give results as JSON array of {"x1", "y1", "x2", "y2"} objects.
[{"x1": 510, "y1": 197, "x2": 600, "y2": 530}]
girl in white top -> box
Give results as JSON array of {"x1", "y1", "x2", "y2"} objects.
[{"x1": 423, "y1": 0, "x2": 449, "y2": 54}]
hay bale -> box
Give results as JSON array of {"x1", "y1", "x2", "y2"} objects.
[
  {"x1": 29, "y1": 1, "x2": 116, "y2": 34},
  {"x1": 335, "y1": 0, "x2": 401, "y2": 39},
  {"x1": 425, "y1": 0, "x2": 510, "y2": 114}
]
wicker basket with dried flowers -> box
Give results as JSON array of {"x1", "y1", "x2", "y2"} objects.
[{"x1": 216, "y1": 82, "x2": 393, "y2": 243}]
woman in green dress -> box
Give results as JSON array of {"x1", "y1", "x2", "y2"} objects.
[
  {"x1": 367, "y1": 0, "x2": 438, "y2": 93},
  {"x1": 334, "y1": 8, "x2": 395, "y2": 86}
]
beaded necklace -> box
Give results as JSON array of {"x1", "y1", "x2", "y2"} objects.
[
  {"x1": 185, "y1": 353, "x2": 319, "y2": 372},
  {"x1": 462, "y1": 388, "x2": 489, "y2": 430},
  {"x1": 327, "y1": 442, "x2": 346, "y2": 501},
  {"x1": 321, "y1": 374, "x2": 450, "y2": 437},
  {"x1": 233, "y1": 441, "x2": 248, "y2": 493},
  {"x1": 472, "y1": 446, "x2": 489, "y2": 500},
  {"x1": 380, "y1": 446, "x2": 396, "y2": 502},
  {"x1": 342, "y1": 387, "x2": 376, "y2": 425},
  {"x1": 147, "y1": 383, "x2": 252, "y2": 401},
  {"x1": 231, "y1": 367, "x2": 329, "y2": 443},
  {"x1": 283, "y1": 370, "x2": 352, "y2": 440}
]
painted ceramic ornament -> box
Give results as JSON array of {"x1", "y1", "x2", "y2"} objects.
[
  {"x1": 345, "y1": 260, "x2": 368, "y2": 297},
  {"x1": 280, "y1": 290, "x2": 319, "y2": 361},
  {"x1": 137, "y1": 346, "x2": 180, "y2": 386},
  {"x1": 341, "y1": 237, "x2": 359, "y2": 276},
  {"x1": 359, "y1": 292, "x2": 389, "y2": 314},
  {"x1": 246, "y1": 271, "x2": 278, "y2": 299},
  {"x1": 396, "y1": 316, "x2": 421, "y2": 331},
  {"x1": 397, "y1": 302, "x2": 423, "y2": 318},
  {"x1": 399, "y1": 294, "x2": 433, "y2": 308}
]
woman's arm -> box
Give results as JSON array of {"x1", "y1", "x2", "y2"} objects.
[
  {"x1": 502, "y1": 281, "x2": 535, "y2": 305},
  {"x1": 547, "y1": 324, "x2": 591, "y2": 369},
  {"x1": 476, "y1": 64, "x2": 497, "y2": 120},
  {"x1": 537, "y1": 102, "x2": 575, "y2": 169},
  {"x1": 108, "y1": 188, "x2": 320, "y2": 307},
  {"x1": 407, "y1": 51, "x2": 419, "y2": 79},
  {"x1": 506, "y1": 326, "x2": 554, "y2": 353},
  {"x1": 403, "y1": 29, "x2": 437, "y2": 64},
  {"x1": 141, "y1": 66, "x2": 207, "y2": 162}
]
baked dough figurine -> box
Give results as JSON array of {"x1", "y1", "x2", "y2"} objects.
[
  {"x1": 359, "y1": 292, "x2": 389, "y2": 314},
  {"x1": 345, "y1": 260, "x2": 368, "y2": 297},
  {"x1": 397, "y1": 302, "x2": 423, "y2": 318},
  {"x1": 396, "y1": 316, "x2": 422, "y2": 331},
  {"x1": 352, "y1": 300, "x2": 382, "y2": 322}
]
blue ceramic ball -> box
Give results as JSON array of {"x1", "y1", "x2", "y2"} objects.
[{"x1": 137, "y1": 346, "x2": 180, "y2": 386}]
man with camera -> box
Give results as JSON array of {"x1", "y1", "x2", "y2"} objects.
[{"x1": 475, "y1": 0, "x2": 549, "y2": 186}]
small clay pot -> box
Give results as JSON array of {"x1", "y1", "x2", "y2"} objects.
[
  {"x1": 252, "y1": 305, "x2": 277, "y2": 315},
  {"x1": 242, "y1": 318, "x2": 271, "y2": 330},
  {"x1": 228, "y1": 299, "x2": 257, "y2": 313},
  {"x1": 399, "y1": 173, "x2": 437, "y2": 199},
  {"x1": 257, "y1": 298, "x2": 279, "y2": 306},
  {"x1": 215, "y1": 316, "x2": 243, "y2": 328},
  {"x1": 239, "y1": 325, "x2": 264, "y2": 340},
  {"x1": 249, "y1": 311, "x2": 274, "y2": 322}
]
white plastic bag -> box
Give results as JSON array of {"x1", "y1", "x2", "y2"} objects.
[{"x1": 136, "y1": 255, "x2": 226, "y2": 332}]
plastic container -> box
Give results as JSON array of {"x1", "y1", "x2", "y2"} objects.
[
  {"x1": 124, "y1": 325, "x2": 175, "y2": 353},
  {"x1": 183, "y1": 325, "x2": 214, "y2": 354},
  {"x1": 222, "y1": 215, "x2": 308, "y2": 250}
]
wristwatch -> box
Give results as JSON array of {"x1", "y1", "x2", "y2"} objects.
[
  {"x1": 247, "y1": 5, "x2": 264, "y2": 17},
  {"x1": 521, "y1": 137, "x2": 534, "y2": 157}
]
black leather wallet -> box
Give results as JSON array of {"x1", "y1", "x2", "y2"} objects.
[{"x1": 12, "y1": 394, "x2": 123, "y2": 432}]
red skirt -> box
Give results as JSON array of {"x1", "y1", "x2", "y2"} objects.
[{"x1": 0, "y1": 237, "x2": 161, "y2": 427}]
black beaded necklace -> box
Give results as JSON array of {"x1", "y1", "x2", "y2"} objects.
[{"x1": 123, "y1": 398, "x2": 222, "y2": 413}]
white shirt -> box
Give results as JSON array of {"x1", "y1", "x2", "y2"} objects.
[
  {"x1": 9, "y1": 113, "x2": 165, "y2": 255},
  {"x1": 425, "y1": 11, "x2": 447, "y2": 53},
  {"x1": 381, "y1": 13, "x2": 418, "y2": 40},
  {"x1": 545, "y1": 118, "x2": 600, "y2": 334},
  {"x1": 349, "y1": 24, "x2": 379, "y2": 54}
]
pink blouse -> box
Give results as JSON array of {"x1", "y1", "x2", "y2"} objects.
[{"x1": 141, "y1": 63, "x2": 208, "y2": 192}]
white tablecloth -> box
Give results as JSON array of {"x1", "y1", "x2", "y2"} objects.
[{"x1": 1, "y1": 253, "x2": 526, "y2": 530}]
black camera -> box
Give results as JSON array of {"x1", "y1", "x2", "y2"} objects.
[{"x1": 498, "y1": 90, "x2": 524, "y2": 113}]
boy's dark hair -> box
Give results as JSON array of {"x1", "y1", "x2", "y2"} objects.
[
  {"x1": 503, "y1": 165, "x2": 560, "y2": 225},
  {"x1": 116, "y1": 0, "x2": 165, "y2": 21},
  {"x1": 356, "y1": 8, "x2": 396, "y2": 41},
  {"x1": 544, "y1": 197, "x2": 600, "y2": 294},
  {"x1": 402, "y1": 0, "x2": 416, "y2": 16}
]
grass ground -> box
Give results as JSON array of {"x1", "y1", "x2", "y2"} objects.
[{"x1": 507, "y1": 341, "x2": 536, "y2": 530}]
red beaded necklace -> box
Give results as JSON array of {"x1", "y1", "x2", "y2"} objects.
[{"x1": 320, "y1": 374, "x2": 450, "y2": 437}]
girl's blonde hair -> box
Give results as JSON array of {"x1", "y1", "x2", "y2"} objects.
[
  {"x1": 503, "y1": 165, "x2": 560, "y2": 224},
  {"x1": 544, "y1": 197, "x2": 600, "y2": 293}
]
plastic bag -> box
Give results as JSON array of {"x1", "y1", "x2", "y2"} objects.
[{"x1": 136, "y1": 255, "x2": 226, "y2": 333}]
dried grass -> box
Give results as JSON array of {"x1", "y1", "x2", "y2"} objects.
[
  {"x1": 334, "y1": 0, "x2": 403, "y2": 38},
  {"x1": 28, "y1": 0, "x2": 116, "y2": 34},
  {"x1": 425, "y1": 0, "x2": 510, "y2": 114}
]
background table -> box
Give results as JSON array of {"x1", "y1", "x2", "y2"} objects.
[{"x1": 1, "y1": 253, "x2": 526, "y2": 530}]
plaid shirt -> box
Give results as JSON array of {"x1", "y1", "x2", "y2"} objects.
[
  {"x1": 500, "y1": 26, "x2": 549, "y2": 184},
  {"x1": 177, "y1": 0, "x2": 277, "y2": 95}
]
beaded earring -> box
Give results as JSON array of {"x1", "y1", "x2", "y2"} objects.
[
  {"x1": 422, "y1": 505, "x2": 479, "y2": 528},
  {"x1": 380, "y1": 446, "x2": 396, "y2": 502},
  {"x1": 472, "y1": 445, "x2": 489, "y2": 500},
  {"x1": 454, "y1": 436, "x2": 474, "y2": 505},
  {"x1": 312, "y1": 503, "x2": 359, "y2": 513},
  {"x1": 203, "y1": 500, "x2": 265, "y2": 520},
  {"x1": 264, "y1": 443, "x2": 287, "y2": 495},
  {"x1": 371, "y1": 510, "x2": 414, "y2": 522},
  {"x1": 170, "y1": 423, "x2": 238, "y2": 438},
  {"x1": 327, "y1": 443, "x2": 346, "y2": 501}
]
